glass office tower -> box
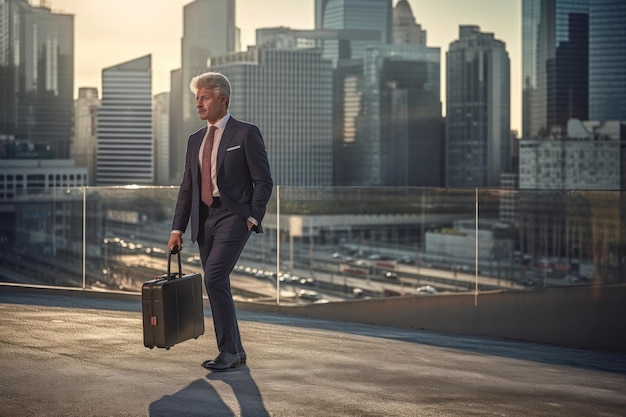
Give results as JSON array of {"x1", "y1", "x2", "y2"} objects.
[
  {"x1": 522, "y1": 0, "x2": 589, "y2": 139},
  {"x1": 356, "y1": 45, "x2": 443, "y2": 186},
  {"x1": 0, "y1": 0, "x2": 74, "y2": 158},
  {"x1": 315, "y1": 0, "x2": 392, "y2": 66},
  {"x1": 446, "y1": 26, "x2": 511, "y2": 188},
  {"x1": 169, "y1": 0, "x2": 238, "y2": 182},
  {"x1": 97, "y1": 55, "x2": 153, "y2": 185},
  {"x1": 589, "y1": 0, "x2": 626, "y2": 121},
  {"x1": 181, "y1": 0, "x2": 236, "y2": 123},
  {"x1": 212, "y1": 47, "x2": 334, "y2": 186}
]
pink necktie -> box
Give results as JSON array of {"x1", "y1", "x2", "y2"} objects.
[{"x1": 201, "y1": 126, "x2": 217, "y2": 207}]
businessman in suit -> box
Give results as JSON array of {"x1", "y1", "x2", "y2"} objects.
[{"x1": 168, "y1": 72, "x2": 273, "y2": 371}]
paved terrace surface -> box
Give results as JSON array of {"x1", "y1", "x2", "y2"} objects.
[{"x1": 1, "y1": 289, "x2": 626, "y2": 417}]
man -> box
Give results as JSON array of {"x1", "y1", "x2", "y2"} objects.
[{"x1": 168, "y1": 72, "x2": 273, "y2": 371}]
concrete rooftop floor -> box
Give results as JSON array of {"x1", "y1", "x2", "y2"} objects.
[{"x1": 1, "y1": 288, "x2": 626, "y2": 417}]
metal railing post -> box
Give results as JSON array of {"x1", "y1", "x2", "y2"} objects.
[{"x1": 276, "y1": 186, "x2": 280, "y2": 305}]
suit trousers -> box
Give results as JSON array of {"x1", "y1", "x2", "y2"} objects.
[{"x1": 197, "y1": 201, "x2": 252, "y2": 355}]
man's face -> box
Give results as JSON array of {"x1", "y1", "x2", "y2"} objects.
[{"x1": 196, "y1": 87, "x2": 227, "y2": 123}]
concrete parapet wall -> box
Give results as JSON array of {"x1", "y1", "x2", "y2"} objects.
[
  {"x1": 2, "y1": 282, "x2": 624, "y2": 352},
  {"x1": 237, "y1": 284, "x2": 626, "y2": 353}
]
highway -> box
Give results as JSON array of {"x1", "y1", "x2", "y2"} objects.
[{"x1": 1, "y1": 226, "x2": 569, "y2": 304}]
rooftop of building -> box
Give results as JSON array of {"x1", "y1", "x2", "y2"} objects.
[{"x1": 1, "y1": 286, "x2": 625, "y2": 417}]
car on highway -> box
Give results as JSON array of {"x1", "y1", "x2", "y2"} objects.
[
  {"x1": 279, "y1": 273, "x2": 300, "y2": 284},
  {"x1": 519, "y1": 278, "x2": 537, "y2": 287},
  {"x1": 563, "y1": 275, "x2": 581, "y2": 283},
  {"x1": 398, "y1": 256, "x2": 415, "y2": 265},
  {"x1": 299, "y1": 277, "x2": 316, "y2": 286},
  {"x1": 383, "y1": 271, "x2": 398, "y2": 280},
  {"x1": 416, "y1": 285, "x2": 438, "y2": 294},
  {"x1": 297, "y1": 289, "x2": 323, "y2": 301},
  {"x1": 186, "y1": 255, "x2": 201, "y2": 265}
]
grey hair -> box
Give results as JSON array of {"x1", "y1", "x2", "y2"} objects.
[{"x1": 189, "y1": 72, "x2": 231, "y2": 109}]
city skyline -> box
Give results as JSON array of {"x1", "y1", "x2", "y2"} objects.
[{"x1": 49, "y1": 0, "x2": 522, "y2": 132}]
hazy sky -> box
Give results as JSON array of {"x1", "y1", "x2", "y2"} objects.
[{"x1": 50, "y1": 0, "x2": 521, "y2": 131}]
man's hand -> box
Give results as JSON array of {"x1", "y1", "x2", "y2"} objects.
[
  {"x1": 246, "y1": 220, "x2": 254, "y2": 231},
  {"x1": 168, "y1": 232, "x2": 183, "y2": 253}
]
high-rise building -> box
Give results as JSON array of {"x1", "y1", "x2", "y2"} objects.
[
  {"x1": 520, "y1": 119, "x2": 625, "y2": 190},
  {"x1": 169, "y1": 68, "x2": 184, "y2": 181},
  {"x1": 516, "y1": 119, "x2": 626, "y2": 280},
  {"x1": 171, "y1": 0, "x2": 238, "y2": 183},
  {"x1": 212, "y1": 45, "x2": 334, "y2": 186},
  {"x1": 153, "y1": 92, "x2": 171, "y2": 185},
  {"x1": 72, "y1": 87, "x2": 100, "y2": 185},
  {"x1": 522, "y1": 0, "x2": 589, "y2": 139},
  {"x1": 181, "y1": 0, "x2": 236, "y2": 123},
  {"x1": 446, "y1": 26, "x2": 511, "y2": 188},
  {"x1": 97, "y1": 55, "x2": 153, "y2": 185},
  {"x1": 393, "y1": 0, "x2": 426, "y2": 46},
  {"x1": 345, "y1": 44, "x2": 443, "y2": 186},
  {"x1": 332, "y1": 61, "x2": 365, "y2": 185},
  {"x1": 0, "y1": 0, "x2": 73, "y2": 158},
  {"x1": 589, "y1": 0, "x2": 626, "y2": 121},
  {"x1": 315, "y1": 0, "x2": 392, "y2": 66}
]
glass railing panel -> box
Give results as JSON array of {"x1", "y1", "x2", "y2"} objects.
[
  {"x1": 83, "y1": 186, "x2": 201, "y2": 292},
  {"x1": 477, "y1": 188, "x2": 626, "y2": 291},
  {"x1": 268, "y1": 187, "x2": 478, "y2": 304},
  {"x1": 2, "y1": 186, "x2": 622, "y2": 300},
  {"x1": 476, "y1": 188, "x2": 524, "y2": 290},
  {"x1": 510, "y1": 189, "x2": 625, "y2": 288},
  {"x1": 413, "y1": 187, "x2": 481, "y2": 295},
  {"x1": 0, "y1": 187, "x2": 84, "y2": 288}
]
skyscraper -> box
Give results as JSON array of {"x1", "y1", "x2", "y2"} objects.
[
  {"x1": 589, "y1": 0, "x2": 626, "y2": 121},
  {"x1": 446, "y1": 26, "x2": 511, "y2": 188},
  {"x1": 393, "y1": 0, "x2": 426, "y2": 46},
  {"x1": 347, "y1": 44, "x2": 442, "y2": 186},
  {"x1": 0, "y1": 0, "x2": 73, "y2": 158},
  {"x1": 97, "y1": 55, "x2": 153, "y2": 185},
  {"x1": 212, "y1": 45, "x2": 334, "y2": 186},
  {"x1": 72, "y1": 87, "x2": 100, "y2": 185},
  {"x1": 522, "y1": 0, "x2": 589, "y2": 139},
  {"x1": 171, "y1": 0, "x2": 238, "y2": 181},
  {"x1": 315, "y1": 0, "x2": 392, "y2": 66},
  {"x1": 153, "y1": 92, "x2": 171, "y2": 186},
  {"x1": 181, "y1": 0, "x2": 236, "y2": 122}
]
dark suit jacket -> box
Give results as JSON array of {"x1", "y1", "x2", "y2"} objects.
[{"x1": 172, "y1": 116, "x2": 273, "y2": 242}]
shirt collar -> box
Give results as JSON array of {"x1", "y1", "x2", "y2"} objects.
[{"x1": 208, "y1": 113, "x2": 230, "y2": 131}]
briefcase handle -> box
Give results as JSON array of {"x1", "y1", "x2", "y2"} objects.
[{"x1": 166, "y1": 247, "x2": 183, "y2": 280}]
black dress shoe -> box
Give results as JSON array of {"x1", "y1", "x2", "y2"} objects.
[{"x1": 201, "y1": 352, "x2": 241, "y2": 371}]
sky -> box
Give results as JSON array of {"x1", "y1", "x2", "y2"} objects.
[{"x1": 50, "y1": 0, "x2": 521, "y2": 132}]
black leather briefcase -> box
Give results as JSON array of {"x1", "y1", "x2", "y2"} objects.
[{"x1": 142, "y1": 250, "x2": 205, "y2": 349}]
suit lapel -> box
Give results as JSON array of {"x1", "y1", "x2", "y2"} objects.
[
  {"x1": 191, "y1": 126, "x2": 206, "y2": 177},
  {"x1": 216, "y1": 117, "x2": 237, "y2": 173}
]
